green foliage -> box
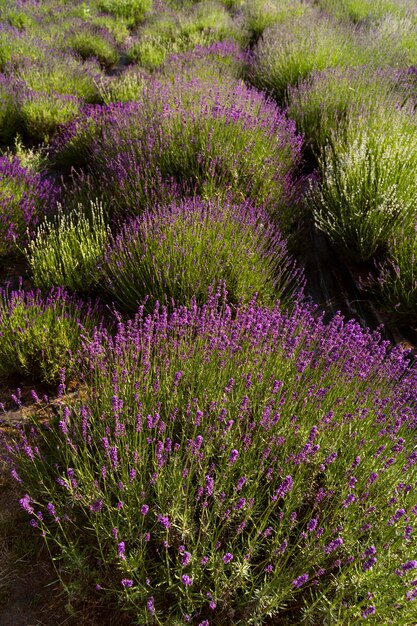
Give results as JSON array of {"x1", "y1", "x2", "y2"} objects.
[
  {"x1": 242, "y1": 0, "x2": 307, "y2": 44},
  {"x1": 286, "y1": 66, "x2": 412, "y2": 160},
  {"x1": 374, "y1": 223, "x2": 417, "y2": 320},
  {"x1": 309, "y1": 108, "x2": 417, "y2": 262},
  {"x1": 314, "y1": 0, "x2": 408, "y2": 23},
  {"x1": 0, "y1": 287, "x2": 97, "y2": 384},
  {"x1": 248, "y1": 10, "x2": 363, "y2": 103},
  {"x1": 97, "y1": 0, "x2": 152, "y2": 25},
  {"x1": 65, "y1": 31, "x2": 119, "y2": 67},
  {"x1": 19, "y1": 93, "x2": 80, "y2": 143},
  {"x1": 14, "y1": 56, "x2": 103, "y2": 103},
  {"x1": 98, "y1": 68, "x2": 147, "y2": 104},
  {"x1": 26, "y1": 202, "x2": 110, "y2": 293},
  {"x1": 101, "y1": 198, "x2": 302, "y2": 312}
]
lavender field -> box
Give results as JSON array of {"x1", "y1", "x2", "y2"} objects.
[{"x1": 1, "y1": 0, "x2": 417, "y2": 624}]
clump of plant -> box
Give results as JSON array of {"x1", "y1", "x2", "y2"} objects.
[
  {"x1": 373, "y1": 222, "x2": 417, "y2": 321},
  {"x1": 162, "y1": 40, "x2": 246, "y2": 83},
  {"x1": 98, "y1": 67, "x2": 147, "y2": 103},
  {"x1": 0, "y1": 285, "x2": 99, "y2": 384},
  {"x1": 0, "y1": 73, "x2": 20, "y2": 143},
  {"x1": 13, "y1": 54, "x2": 103, "y2": 103},
  {"x1": 127, "y1": 1, "x2": 241, "y2": 71},
  {"x1": 49, "y1": 76, "x2": 303, "y2": 233},
  {"x1": 248, "y1": 10, "x2": 363, "y2": 103},
  {"x1": 242, "y1": 0, "x2": 307, "y2": 44},
  {"x1": 101, "y1": 196, "x2": 304, "y2": 312},
  {"x1": 0, "y1": 155, "x2": 59, "y2": 257},
  {"x1": 314, "y1": 0, "x2": 407, "y2": 24},
  {"x1": 19, "y1": 90, "x2": 81, "y2": 143},
  {"x1": 26, "y1": 201, "x2": 110, "y2": 293},
  {"x1": 309, "y1": 107, "x2": 417, "y2": 262},
  {"x1": 286, "y1": 65, "x2": 412, "y2": 161},
  {"x1": 65, "y1": 29, "x2": 119, "y2": 67},
  {"x1": 97, "y1": 0, "x2": 152, "y2": 26},
  {"x1": 9, "y1": 291, "x2": 417, "y2": 624}
]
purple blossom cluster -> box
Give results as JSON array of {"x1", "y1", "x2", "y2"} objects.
[{"x1": 0, "y1": 155, "x2": 59, "y2": 255}]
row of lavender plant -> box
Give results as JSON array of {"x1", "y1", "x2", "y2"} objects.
[{"x1": 245, "y1": 0, "x2": 417, "y2": 320}]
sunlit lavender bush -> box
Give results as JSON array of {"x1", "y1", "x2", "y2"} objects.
[
  {"x1": 50, "y1": 75, "x2": 303, "y2": 232},
  {"x1": 162, "y1": 40, "x2": 245, "y2": 82},
  {"x1": 309, "y1": 107, "x2": 417, "y2": 262},
  {"x1": 26, "y1": 201, "x2": 110, "y2": 293},
  {"x1": 247, "y1": 10, "x2": 362, "y2": 103},
  {"x1": 315, "y1": 0, "x2": 408, "y2": 24},
  {"x1": 97, "y1": 0, "x2": 152, "y2": 25},
  {"x1": 128, "y1": 1, "x2": 241, "y2": 71},
  {"x1": 101, "y1": 196, "x2": 304, "y2": 312},
  {"x1": 242, "y1": 0, "x2": 307, "y2": 44},
  {"x1": 9, "y1": 291, "x2": 417, "y2": 624},
  {"x1": 0, "y1": 155, "x2": 59, "y2": 256},
  {"x1": 0, "y1": 285, "x2": 99, "y2": 384},
  {"x1": 286, "y1": 66, "x2": 412, "y2": 161}
]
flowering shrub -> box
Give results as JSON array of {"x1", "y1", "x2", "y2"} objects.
[
  {"x1": 248, "y1": 10, "x2": 363, "y2": 103},
  {"x1": 97, "y1": 0, "x2": 152, "y2": 25},
  {"x1": 0, "y1": 73, "x2": 20, "y2": 143},
  {"x1": 0, "y1": 285, "x2": 99, "y2": 384},
  {"x1": 315, "y1": 0, "x2": 407, "y2": 23},
  {"x1": 9, "y1": 291, "x2": 417, "y2": 623},
  {"x1": 373, "y1": 223, "x2": 417, "y2": 321},
  {"x1": 50, "y1": 76, "x2": 303, "y2": 231},
  {"x1": 0, "y1": 155, "x2": 59, "y2": 256},
  {"x1": 101, "y1": 196, "x2": 304, "y2": 312},
  {"x1": 242, "y1": 0, "x2": 308, "y2": 44},
  {"x1": 286, "y1": 65, "x2": 411, "y2": 161},
  {"x1": 26, "y1": 201, "x2": 110, "y2": 293},
  {"x1": 127, "y1": 2, "x2": 241, "y2": 70},
  {"x1": 309, "y1": 107, "x2": 417, "y2": 262}
]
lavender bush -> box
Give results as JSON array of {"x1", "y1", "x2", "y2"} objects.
[
  {"x1": 315, "y1": 0, "x2": 408, "y2": 23},
  {"x1": 373, "y1": 222, "x2": 417, "y2": 321},
  {"x1": 26, "y1": 201, "x2": 110, "y2": 293},
  {"x1": 309, "y1": 107, "x2": 417, "y2": 262},
  {"x1": 128, "y1": 1, "x2": 241, "y2": 70},
  {"x1": 9, "y1": 291, "x2": 417, "y2": 623},
  {"x1": 0, "y1": 155, "x2": 59, "y2": 256},
  {"x1": 0, "y1": 72, "x2": 19, "y2": 143},
  {"x1": 0, "y1": 284, "x2": 99, "y2": 384},
  {"x1": 50, "y1": 76, "x2": 303, "y2": 232},
  {"x1": 247, "y1": 10, "x2": 362, "y2": 103},
  {"x1": 286, "y1": 66, "x2": 412, "y2": 161},
  {"x1": 97, "y1": 0, "x2": 152, "y2": 25},
  {"x1": 101, "y1": 196, "x2": 304, "y2": 312}
]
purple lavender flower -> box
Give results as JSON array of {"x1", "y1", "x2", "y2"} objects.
[
  {"x1": 157, "y1": 515, "x2": 171, "y2": 529},
  {"x1": 121, "y1": 579, "x2": 134, "y2": 588},
  {"x1": 117, "y1": 542, "x2": 126, "y2": 560},
  {"x1": 323, "y1": 537, "x2": 344, "y2": 555},
  {"x1": 292, "y1": 573, "x2": 309, "y2": 588},
  {"x1": 181, "y1": 574, "x2": 193, "y2": 586},
  {"x1": 228, "y1": 449, "x2": 239, "y2": 464},
  {"x1": 146, "y1": 596, "x2": 155, "y2": 615},
  {"x1": 361, "y1": 606, "x2": 376, "y2": 618},
  {"x1": 223, "y1": 553, "x2": 233, "y2": 564},
  {"x1": 141, "y1": 504, "x2": 149, "y2": 516}
]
